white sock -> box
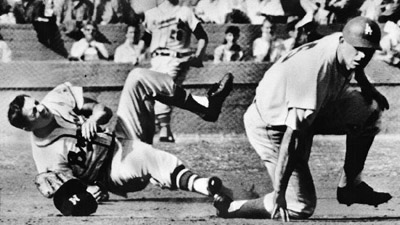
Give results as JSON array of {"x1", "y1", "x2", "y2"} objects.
[
  {"x1": 192, "y1": 95, "x2": 209, "y2": 108},
  {"x1": 193, "y1": 177, "x2": 209, "y2": 196}
]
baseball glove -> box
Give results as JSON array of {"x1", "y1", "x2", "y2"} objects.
[{"x1": 34, "y1": 171, "x2": 74, "y2": 198}]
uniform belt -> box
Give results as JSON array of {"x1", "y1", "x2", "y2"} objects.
[{"x1": 151, "y1": 49, "x2": 193, "y2": 58}]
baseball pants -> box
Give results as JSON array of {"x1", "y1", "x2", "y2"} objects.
[
  {"x1": 109, "y1": 68, "x2": 189, "y2": 192},
  {"x1": 151, "y1": 55, "x2": 190, "y2": 116}
]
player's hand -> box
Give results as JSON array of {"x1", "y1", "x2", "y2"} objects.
[
  {"x1": 271, "y1": 191, "x2": 290, "y2": 222},
  {"x1": 81, "y1": 118, "x2": 98, "y2": 141},
  {"x1": 373, "y1": 90, "x2": 389, "y2": 111},
  {"x1": 86, "y1": 185, "x2": 109, "y2": 202},
  {"x1": 361, "y1": 88, "x2": 389, "y2": 110}
]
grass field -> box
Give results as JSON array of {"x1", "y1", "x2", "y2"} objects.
[{"x1": 0, "y1": 133, "x2": 399, "y2": 225}]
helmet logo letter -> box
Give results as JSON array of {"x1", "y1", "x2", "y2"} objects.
[
  {"x1": 69, "y1": 194, "x2": 81, "y2": 205},
  {"x1": 364, "y1": 24, "x2": 373, "y2": 36}
]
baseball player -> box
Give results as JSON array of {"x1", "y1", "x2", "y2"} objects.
[
  {"x1": 138, "y1": 0, "x2": 208, "y2": 142},
  {"x1": 7, "y1": 69, "x2": 233, "y2": 215},
  {"x1": 213, "y1": 16, "x2": 392, "y2": 221}
]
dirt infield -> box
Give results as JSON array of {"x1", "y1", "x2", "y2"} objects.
[{"x1": 0, "y1": 134, "x2": 399, "y2": 225}]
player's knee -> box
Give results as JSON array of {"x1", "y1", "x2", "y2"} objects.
[{"x1": 126, "y1": 68, "x2": 147, "y2": 88}]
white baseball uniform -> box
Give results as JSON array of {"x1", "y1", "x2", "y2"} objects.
[
  {"x1": 244, "y1": 33, "x2": 382, "y2": 217},
  {"x1": 31, "y1": 69, "x2": 208, "y2": 196}
]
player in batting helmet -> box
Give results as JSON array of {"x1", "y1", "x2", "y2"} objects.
[{"x1": 213, "y1": 16, "x2": 391, "y2": 222}]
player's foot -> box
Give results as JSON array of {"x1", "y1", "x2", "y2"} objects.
[
  {"x1": 207, "y1": 176, "x2": 223, "y2": 196},
  {"x1": 159, "y1": 135, "x2": 175, "y2": 142},
  {"x1": 337, "y1": 182, "x2": 392, "y2": 207},
  {"x1": 213, "y1": 193, "x2": 234, "y2": 218},
  {"x1": 202, "y1": 73, "x2": 234, "y2": 122},
  {"x1": 159, "y1": 126, "x2": 175, "y2": 143}
]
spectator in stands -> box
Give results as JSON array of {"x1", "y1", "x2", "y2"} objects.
[
  {"x1": 69, "y1": 21, "x2": 109, "y2": 61},
  {"x1": 375, "y1": 20, "x2": 400, "y2": 66},
  {"x1": 378, "y1": 0, "x2": 400, "y2": 23},
  {"x1": 360, "y1": 0, "x2": 384, "y2": 21},
  {"x1": 214, "y1": 25, "x2": 243, "y2": 63},
  {"x1": 293, "y1": 20, "x2": 323, "y2": 48},
  {"x1": 281, "y1": 19, "x2": 299, "y2": 53},
  {"x1": 240, "y1": 0, "x2": 285, "y2": 24},
  {"x1": 225, "y1": 8, "x2": 251, "y2": 24},
  {"x1": 180, "y1": 0, "x2": 200, "y2": 8},
  {"x1": 58, "y1": 0, "x2": 94, "y2": 37},
  {"x1": 94, "y1": 0, "x2": 136, "y2": 25},
  {"x1": 325, "y1": 0, "x2": 364, "y2": 24},
  {"x1": 13, "y1": 0, "x2": 68, "y2": 57},
  {"x1": 13, "y1": 0, "x2": 40, "y2": 23},
  {"x1": 281, "y1": 0, "x2": 318, "y2": 28},
  {"x1": 0, "y1": 5, "x2": 16, "y2": 24},
  {"x1": 114, "y1": 24, "x2": 144, "y2": 64},
  {"x1": 194, "y1": 0, "x2": 232, "y2": 24},
  {"x1": 252, "y1": 18, "x2": 283, "y2": 63},
  {"x1": 0, "y1": 33, "x2": 12, "y2": 62}
]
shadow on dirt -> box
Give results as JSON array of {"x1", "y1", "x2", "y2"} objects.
[
  {"x1": 309, "y1": 216, "x2": 400, "y2": 222},
  {"x1": 103, "y1": 197, "x2": 212, "y2": 204}
]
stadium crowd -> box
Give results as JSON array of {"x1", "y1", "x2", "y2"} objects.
[{"x1": 0, "y1": 0, "x2": 399, "y2": 65}]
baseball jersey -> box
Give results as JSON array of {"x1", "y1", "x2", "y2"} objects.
[
  {"x1": 31, "y1": 82, "x2": 114, "y2": 183},
  {"x1": 143, "y1": 2, "x2": 200, "y2": 53},
  {"x1": 255, "y1": 32, "x2": 353, "y2": 130}
]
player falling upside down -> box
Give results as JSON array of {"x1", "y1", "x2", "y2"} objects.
[
  {"x1": 7, "y1": 68, "x2": 233, "y2": 215},
  {"x1": 213, "y1": 16, "x2": 392, "y2": 222}
]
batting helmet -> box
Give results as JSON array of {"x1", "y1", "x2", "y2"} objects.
[
  {"x1": 53, "y1": 179, "x2": 98, "y2": 216},
  {"x1": 342, "y1": 16, "x2": 381, "y2": 50}
]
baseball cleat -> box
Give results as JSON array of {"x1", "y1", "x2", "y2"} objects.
[
  {"x1": 337, "y1": 182, "x2": 392, "y2": 207},
  {"x1": 213, "y1": 193, "x2": 233, "y2": 218},
  {"x1": 202, "y1": 73, "x2": 234, "y2": 122},
  {"x1": 159, "y1": 135, "x2": 175, "y2": 143},
  {"x1": 207, "y1": 176, "x2": 223, "y2": 196}
]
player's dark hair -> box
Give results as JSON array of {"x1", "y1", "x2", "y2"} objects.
[{"x1": 8, "y1": 94, "x2": 30, "y2": 130}]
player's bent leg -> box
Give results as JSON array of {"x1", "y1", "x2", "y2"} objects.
[
  {"x1": 334, "y1": 91, "x2": 392, "y2": 206},
  {"x1": 115, "y1": 68, "x2": 171, "y2": 143},
  {"x1": 110, "y1": 139, "x2": 227, "y2": 196},
  {"x1": 154, "y1": 73, "x2": 234, "y2": 122},
  {"x1": 169, "y1": 165, "x2": 226, "y2": 196}
]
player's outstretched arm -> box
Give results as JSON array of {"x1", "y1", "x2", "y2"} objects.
[{"x1": 271, "y1": 126, "x2": 301, "y2": 222}]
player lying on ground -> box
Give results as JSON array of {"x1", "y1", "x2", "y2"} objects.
[
  {"x1": 213, "y1": 16, "x2": 392, "y2": 222},
  {"x1": 8, "y1": 69, "x2": 234, "y2": 216}
]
